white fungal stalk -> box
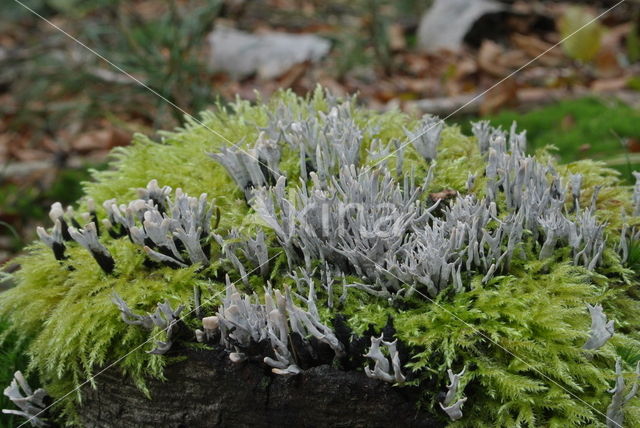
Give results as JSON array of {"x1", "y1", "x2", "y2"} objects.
[
  {"x1": 363, "y1": 335, "x2": 405, "y2": 384},
  {"x1": 214, "y1": 277, "x2": 344, "y2": 376},
  {"x1": 68, "y1": 223, "x2": 115, "y2": 273},
  {"x1": 102, "y1": 181, "x2": 215, "y2": 268},
  {"x1": 2, "y1": 371, "x2": 49, "y2": 427},
  {"x1": 209, "y1": 134, "x2": 282, "y2": 200},
  {"x1": 404, "y1": 115, "x2": 443, "y2": 162},
  {"x1": 36, "y1": 220, "x2": 66, "y2": 261},
  {"x1": 137, "y1": 179, "x2": 172, "y2": 209},
  {"x1": 439, "y1": 367, "x2": 467, "y2": 421},
  {"x1": 111, "y1": 293, "x2": 184, "y2": 354},
  {"x1": 606, "y1": 358, "x2": 640, "y2": 428},
  {"x1": 633, "y1": 172, "x2": 640, "y2": 216},
  {"x1": 583, "y1": 304, "x2": 614, "y2": 350}
]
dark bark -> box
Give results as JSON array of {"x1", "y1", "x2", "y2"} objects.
[{"x1": 79, "y1": 348, "x2": 443, "y2": 428}]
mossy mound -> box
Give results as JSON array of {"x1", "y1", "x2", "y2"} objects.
[{"x1": 2, "y1": 88, "x2": 640, "y2": 427}]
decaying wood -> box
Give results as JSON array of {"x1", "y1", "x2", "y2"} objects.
[{"x1": 79, "y1": 348, "x2": 443, "y2": 428}]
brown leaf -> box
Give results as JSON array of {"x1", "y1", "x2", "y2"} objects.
[
  {"x1": 398, "y1": 76, "x2": 437, "y2": 95},
  {"x1": 602, "y1": 23, "x2": 632, "y2": 49},
  {"x1": 500, "y1": 49, "x2": 529, "y2": 70},
  {"x1": 373, "y1": 80, "x2": 399, "y2": 103},
  {"x1": 71, "y1": 127, "x2": 131, "y2": 153},
  {"x1": 111, "y1": 127, "x2": 133, "y2": 148},
  {"x1": 10, "y1": 144, "x2": 48, "y2": 162},
  {"x1": 593, "y1": 50, "x2": 622, "y2": 78},
  {"x1": 591, "y1": 76, "x2": 629, "y2": 92},
  {"x1": 404, "y1": 53, "x2": 430, "y2": 75},
  {"x1": 387, "y1": 23, "x2": 406, "y2": 51},
  {"x1": 594, "y1": 25, "x2": 629, "y2": 78},
  {"x1": 443, "y1": 56, "x2": 478, "y2": 96},
  {"x1": 454, "y1": 57, "x2": 478, "y2": 78},
  {"x1": 71, "y1": 129, "x2": 112, "y2": 153},
  {"x1": 516, "y1": 87, "x2": 575, "y2": 108},
  {"x1": 510, "y1": 33, "x2": 564, "y2": 66},
  {"x1": 315, "y1": 77, "x2": 347, "y2": 97},
  {"x1": 627, "y1": 138, "x2": 640, "y2": 153},
  {"x1": 478, "y1": 40, "x2": 510, "y2": 78},
  {"x1": 480, "y1": 79, "x2": 518, "y2": 115},
  {"x1": 39, "y1": 136, "x2": 60, "y2": 153}
]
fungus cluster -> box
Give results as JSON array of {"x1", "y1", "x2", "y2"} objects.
[
  {"x1": 196, "y1": 277, "x2": 344, "y2": 375},
  {"x1": 2, "y1": 372, "x2": 49, "y2": 427}
]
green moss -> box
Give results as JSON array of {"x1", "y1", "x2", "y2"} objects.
[
  {"x1": 397, "y1": 264, "x2": 638, "y2": 427},
  {"x1": 1, "y1": 89, "x2": 640, "y2": 427},
  {"x1": 431, "y1": 125, "x2": 485, "y2": 192},
  {"x1": 339, "y1": 260, "x2": 640, "y2": 427}
]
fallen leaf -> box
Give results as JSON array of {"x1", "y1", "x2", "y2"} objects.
[
  {"x1": 11, "y1": 146, "x2": 48, "y2": 162},
  {"x1": 40, "y1": 136, "x2": 60, "y2": 153},
  {"x1": 71, "y1": 130, "x2": 111, "y2": 152},
  {"x1": 594, "y1": 50, "x2": 621, "y2": 78},
  {"x1": 500, "y1": 49, "x2": 529, "y2": 69},
  {"x1": 315, "y1": 77, "x2": 347, "y2": 97},
  {"x1": 454, "y1": 57, "x2": 478, "y2": 78},
  {"x1": 373, "y1": 80, "x2": 399, "y2": 103},
  {"x1": 591, "y1": 76, "x2": 629, "y2": 92},
  {"x1": 480, "y1": 79, "x2": 518, "y2": 115},
  {"x1": 627, "y1": 138, "x2": 640, "y2": 153},
  {"x1": 602, "y1": 23, "x2": 632, "y2": 49},
  {"x1": 71, "y1": 127, "x2": 130, "y2": 153},
  {"x1": 593, "y1": 24, "x2": 630, "y2": 77},
  {"x1": 478, "y1": 40, "x2": 507, "y2": 77},
  {"x1": 403, "y1": 53, "x2": 430, "y2": 75},
  {"x1": 558, "y1": 6, "x2": 604, "y2": 62},
  {"x1": 510, "y1": 33, "x2": 564, "y2": 66},
  {"x1": 387, "y1": 23, "x2": 406, "y2": 51},
  {"x1": 398, "y1": 76, "x2": 437, "y2": 95}
]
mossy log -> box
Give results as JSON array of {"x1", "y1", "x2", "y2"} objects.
[{"x1": 79, "y1": 348, "x2": 442, "y2": 428}]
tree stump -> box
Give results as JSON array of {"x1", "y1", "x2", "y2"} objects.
[{"x1": 79, "y1": 348, "x2": 443, "y2": 428}]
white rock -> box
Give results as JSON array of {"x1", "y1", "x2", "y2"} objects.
[
  {"x1": 416, "y1": 0, "x2": 504, "y2": 52},
  {"x1": 208, "y1": 27, "x2": 331, "y2": 80}
]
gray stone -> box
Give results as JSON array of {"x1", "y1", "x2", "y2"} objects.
[
  {"x1": 208, "y1": 27, "x2": 331, "y2": 80},
  {"x1": 417, "y1": 0, "x2": 504, "y2": 52}
]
